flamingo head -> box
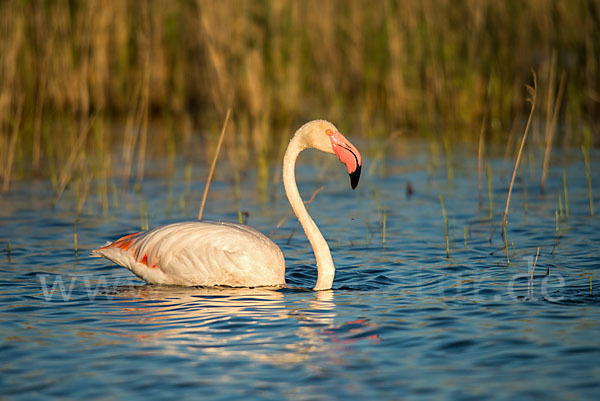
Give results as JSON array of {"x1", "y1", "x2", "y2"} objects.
[
  {"x1": 326, "y1": 128, "x2": 362, "y2": 189},
  {"x1": 299, "y1": 120, "x2": 362, "y2": 189}
]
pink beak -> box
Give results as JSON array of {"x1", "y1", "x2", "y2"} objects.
[{"x1": 329, "y1": 131, "x2": 362, "y2": 189}]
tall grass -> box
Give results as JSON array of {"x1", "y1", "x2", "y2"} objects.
[
  {"x1": 501, "y1": 71, "x2": 537, "y2": 265},
  {"x1": 0, "y1": 0, "x2": 598, "y2": 192}
]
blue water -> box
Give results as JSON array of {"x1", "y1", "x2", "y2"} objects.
[{"x1": 1, "y1": 142, "x2": 599, "y2": 400}]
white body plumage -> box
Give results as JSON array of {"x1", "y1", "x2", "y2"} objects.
[{"x1": 92, "y1": 221, "x2": 285, "y2": 287}]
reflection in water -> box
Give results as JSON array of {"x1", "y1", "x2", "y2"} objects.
[{"x1": 108, "y1": 286, "x2": 339, "y2": 365}]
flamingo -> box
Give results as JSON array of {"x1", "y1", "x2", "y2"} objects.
[{"x1": 92, "y1": 120, "x2": 362, "y2": 290}]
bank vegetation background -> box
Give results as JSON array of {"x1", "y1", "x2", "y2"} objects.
[{"x1": 0, "y1": 0, "x2": 598, "y2": 191}]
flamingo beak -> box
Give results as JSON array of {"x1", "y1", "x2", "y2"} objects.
[
  {"x1": 349, "y1": 163, "x2": 362, "y2": 190},
  {"x1": 329, "y1": 132, "x2": 362, "y2": 189}
]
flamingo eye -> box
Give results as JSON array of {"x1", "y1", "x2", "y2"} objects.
[{"x1": 325, "y1": 129, "x2": 333, "y2": 136}]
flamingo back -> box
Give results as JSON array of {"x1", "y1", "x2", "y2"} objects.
[{"x1": 92, "y1": 221, "x2": 286, "y2": 287}]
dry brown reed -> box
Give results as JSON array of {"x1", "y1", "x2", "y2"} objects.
[
  {"x1": 198, "y1": 108, "x2": 231, "y2": 220},
  {"x1": 73, "y1": 219, "x2": 79, "y2": 256},
  {"x1": 2, "y1": 98, "x2": 23, "y2": 192},
  {"x1": 0, "y1": 1, "x2": 596, "y2": 188},
  {"x1": 540, "y1": 50, "x2": 566, "y2": 191},
  {"x1": 501, "y1": 71, "x2": 537, "y2": 264}
]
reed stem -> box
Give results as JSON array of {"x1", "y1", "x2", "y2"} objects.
[
  {"x1": 439, "y1": 193, "x2": 449, "y2": 258},
  {"x1": 140, "y1": 199, "x2": 149, "y2": 231},
  {"x1": 73, "y1": 219, "x2": 79, "y2": 256},
  {"x1": 529, "y1": 247, "x2": 540, "y2": 297},
  {"x1": 382, "y1": 211, "x2": 387, "y2": 247},
  {"x1": 502, "y1": 70, "x2": 537, "y2": 259},
  {"x1": 562, "y1": 170, "x2": 569, "y2": 219},
  {"x1": 541, "y1": 65, "x2": 566, "y2": 191},
  {"x1": 2, "y1": 99, "x2": 23, "y2": 193},
  {"x1": 486, "y1": 163, "x2": 493, "y2": 220},
  {"x1": 198, "y1": 108, "x2": 231, "y2": 220},
  {"x1": 581, "y1": 145, "x2": 594, "y2": 217},
  {"x1": 478, "y1": 115, "x2": 486, "y2": 209},
  {"x1": 503, "y1": 222, "x2": 509, "y2": 265}
]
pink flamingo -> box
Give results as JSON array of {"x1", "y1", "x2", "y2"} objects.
[{"x1": 92, "y1": 120, "x2": 362, "y2": 290}]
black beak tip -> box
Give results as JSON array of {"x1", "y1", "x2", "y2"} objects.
[{"x1": 349, "y1": 164, "x2": 362, "y2": 190}]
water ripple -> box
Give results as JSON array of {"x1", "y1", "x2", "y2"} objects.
[{"x1": 1, "y1": 148, "x2": 599, "y2": 400}]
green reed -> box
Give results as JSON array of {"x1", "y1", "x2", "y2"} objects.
[
  {"x1": 562, "y1": 170, "x2": 569, "y2": 219},
  {"x1": 529, "y1": 248, "x2": 540, "y2": 298},
  {"x1": 559, "y1": 193, "x2": 564, "y2": 220},
  {"x1": 582, "y1": 136, "x2": 594, "y2": 217}
]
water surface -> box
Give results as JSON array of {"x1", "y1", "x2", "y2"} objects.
[{"x1": 1, "y1": 142, "x2": 599, "y2": 400}]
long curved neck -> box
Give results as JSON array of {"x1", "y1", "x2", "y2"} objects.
[{"x1": 282, "y1": 135, "x2": 335, "y2": 290}]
